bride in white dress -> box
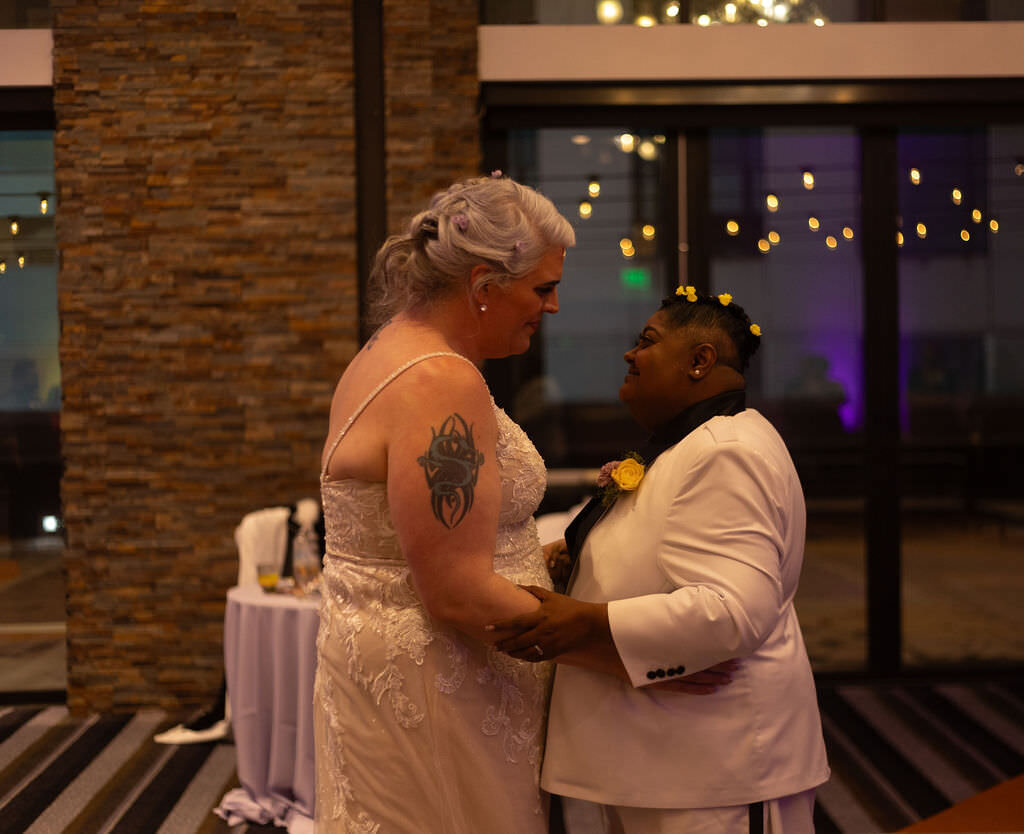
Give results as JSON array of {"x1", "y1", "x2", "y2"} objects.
[{"x1": 314, "y1": 174, "x2": 575, "y2": 833}]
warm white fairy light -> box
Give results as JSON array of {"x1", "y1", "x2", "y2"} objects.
[
  {"x1": 766, "y1": 194, "x2": 779, "y2": 212},
  {"x1": 596, "y1": 0, "x2": 623, "y2": 24},
  {"x1": 909, "y1": 168, "x2": 921, "y2": 185},
  {"x1": 726, "y1": 219, "x2": 740, "y2": 236},
  {"x1": 642, "y1": 224, "x2": 656, "y2": 241},
  {"x1": 951, "y1": 188, "x2": 962, "y2": 205}
]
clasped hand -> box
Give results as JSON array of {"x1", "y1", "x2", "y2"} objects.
[{"x1": 487, "y1": 585, "x2": 738, "y2": 695}]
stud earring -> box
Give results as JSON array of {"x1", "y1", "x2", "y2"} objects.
[
  {"x1": 479, "y1": 304, "x2": 488, "y2": 312},
  {"x1": 694, "y1": 369, "x2": 701, "y2": 376}
]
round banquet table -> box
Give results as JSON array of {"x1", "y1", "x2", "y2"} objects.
[{"x1": 215, "y1": 585, "x2": 320, "y2": 834}]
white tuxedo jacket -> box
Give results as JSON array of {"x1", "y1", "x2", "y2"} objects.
[{"x1": 541, "y1": 409, "x2": 830, "y2": 808}]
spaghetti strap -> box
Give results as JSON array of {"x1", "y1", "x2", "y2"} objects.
[{"x1": 320, "y1": 351, "x2": 485, "y2": 482}]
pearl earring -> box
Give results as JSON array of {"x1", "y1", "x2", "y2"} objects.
[
  {"x1": 694, "y1": 369, "x2": 701, "y2": 376},
  {"x1": 479, "y1": 304, "x2": 488, "y2": 312}
]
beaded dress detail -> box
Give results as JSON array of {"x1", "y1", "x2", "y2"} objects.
[{"x1": 313, "y1": 353, "x2": 552, "y2": 834}]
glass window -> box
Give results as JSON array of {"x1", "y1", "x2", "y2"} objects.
[
  {"x1": 481, "y1": 0, "x2": 1024, "y2": 24},
  {"x1": 707, "y1": 126, "x2": 867, "y2": 673},
  {"x1": 498, "y1": 127, "x2": 674, "y2": 507},
  {"x1": 0, "y1": 129, "x2": 60, "y2": 541},
  {"x1": 898, "y1": 126, "x2": 1024, "y2": 668},
  {"x1": 0, "y1": 0, "x2": 51, "y2": 28}
]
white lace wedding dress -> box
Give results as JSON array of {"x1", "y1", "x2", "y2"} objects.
[{"x1": 314, "y1": 353, "x2": 553, "y2": 833}]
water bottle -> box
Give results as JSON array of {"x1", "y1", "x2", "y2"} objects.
[{"x1": 292, "y1": 528, "x2": 322, "y2": 596}]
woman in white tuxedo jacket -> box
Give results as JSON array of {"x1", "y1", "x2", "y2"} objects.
[{"x1": 492, "y1": 289, "x2": 829, "y2": 834}]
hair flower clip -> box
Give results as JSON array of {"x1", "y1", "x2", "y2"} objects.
[
  {"x1": 750, "y1": 323, "x2": 762, "y2": 337},
  {"x1": 597, "y1": 453, "x2": 646, "y2": 505},
  {"x1": 718, "y1": 293, "x2": 733, "y2": 306},
  {"x1": 452, "y1": 214, "x2": 468, "y2": 232}
]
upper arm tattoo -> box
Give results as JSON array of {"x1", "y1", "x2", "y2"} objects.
[{"x1": 417, "y1": 413, "x2": 485, "y2": 529}]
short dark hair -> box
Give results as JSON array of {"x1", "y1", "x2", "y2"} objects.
[{"x1": 658, "y1": 291, "x2": 762, "y2": 373}]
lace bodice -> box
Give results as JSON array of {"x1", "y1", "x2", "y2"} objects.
[
  {"x1": 314, "y1": 353, "x2": 553, "y2": 833},
  {"x1": 319, "y1": 351, "x2": 546, "y2": 572}
]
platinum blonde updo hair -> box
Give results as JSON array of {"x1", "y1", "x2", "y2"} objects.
[{"x1": 367, "y1": 174, "x2": 576, "y2": 326}]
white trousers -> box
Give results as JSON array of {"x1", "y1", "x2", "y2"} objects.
[{"x1": 562, "y1": 789, "x2": 817, "y2": 834}]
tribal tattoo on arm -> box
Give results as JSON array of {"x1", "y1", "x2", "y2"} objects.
[{"x1": 417, "y1": 413, "x2": 485, "y2": 529}]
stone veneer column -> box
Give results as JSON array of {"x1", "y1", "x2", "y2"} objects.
[
  {"x1": 52, "y1": 1, "x2": 359, "y2": 713},
  {"x1": 52, "y1": 0, "x2": 479, "y2": 713},
  {"x1": 383, "y1": 0, "x2": 480, "y2": 233}
]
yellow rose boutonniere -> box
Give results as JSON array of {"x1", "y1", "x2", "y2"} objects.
[{"x1": 598, "y1": 452, "x2": 646, "y2": 505}]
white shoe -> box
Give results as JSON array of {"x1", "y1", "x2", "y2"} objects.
[{"x1": 154, "y1": 718, "x2": 231, "y2": 744}]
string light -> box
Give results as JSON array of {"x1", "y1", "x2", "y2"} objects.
[
  {"x1": 9, "y1": 218, "x2": 19, "y2": 236},
  {"x1": 726, "y1": 219, "x2": 740, "y2": 236},
  {"x1": 960, "y1": 229, "x2": 970, "y2": 242},
  {"x1": 39, "y1": 194, "x2": 49, "y2": 214},
  {"x1": 989, "y1": 219, "x2": 999, "y2": 233},
  {"x1": 17, "y1": 254, "x2": 25, "y2": 268},
  {"x1": 971, "y1": 209, "x2": 982, "y2": 224},
  {"x1": 897, "y1": 231, "x2": 904, "y2": 247},
  {"x1": 620, "y1": 237, "x2": 635, "y2": 258},
  {"x1": 578, "y1": 199, "x2": 593, "y2": 219},
  {"x1": 766, "y1": 194, "x2": 779, "y2": 212},
  {"x1": 616, "y1": 133, "x2": 636, "y2": 153},
  {"x1": 697, "y1": 13, "x2": 711, "y2": 25},
  {"x1": 596, "y1": 0, "x2": 623, "y2": 24},
  {"x1": 808, "y1": 216, "x2": 820, "y2": 231},
  {"x1": 951, "y1": 188, "x2": 962, "y2": 205},
  {"x1": 571, "y1": 134, "x2": 591, "y2": 146},
  {"x1": 641, "y1": 224, "x2": 656, "y2": 241},
  {"x1": 842, "y1": 226, "x2": 854, "y2": 240},
  {"x1": 802, "y1": 171, "x2": 815, "y2": 190},
  {"x1": 757, "y1": 239, "x2": 770, "y2": 253},
  {"x1": 916, "y1": 222, "x2": 927, "y2": 238},
  {"x1": 825, "y1": 235, "x2": 838, "y2": 250},
  {"x1": 635, "y1": 13, "x2": 657, "y2": 26},
  {"x1": 909, "y1": 168, "x2": 921, "y2": 185},
  {"x1": 664, "y1": 1, "x2": 681, "y2": 19},
  {"x1": 768, "y1": 230, "x2": 780, "y2": 245},
  {"x1": 588, "y1": 177, "x2": 601, "y2": 198},
  {"x1": 637, "y1": 139, "x2": 658, "y2": 161},
  {"x1": 1015, "y1": 161, "x2": 1024, "y2": 177},
  {"x1": 0, "y1": 261, "x2": 6, "y2": 274}
]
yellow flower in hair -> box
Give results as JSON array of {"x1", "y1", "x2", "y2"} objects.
[
  {"x1": 676, "y1": 285, "x2": 698, "y2": 302},
  {"x1": 718, "y1": 293, "x2": 733, "y2": 306},
  {"x1": 750, "y1": 323, "x2": 762, "y2": 337}
]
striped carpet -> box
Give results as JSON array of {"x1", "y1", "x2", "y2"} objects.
[{"x1": 1, "y1": 678, "x2": 1022, "y2": 834}]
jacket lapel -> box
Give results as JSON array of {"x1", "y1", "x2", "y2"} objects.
[{"x1": 562, "y1": 389, "x2": 747, "y2": 589}]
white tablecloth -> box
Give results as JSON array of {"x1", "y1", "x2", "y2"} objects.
[{"x1": 216, "y1": 585, "x2": 319, "y2": 834}]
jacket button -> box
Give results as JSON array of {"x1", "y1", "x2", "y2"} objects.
[
  {"x1": 647, "y1": 671, "x2": 657, "y2": 680},
  {"x1": 667, "y1": 667, "x2": 679, "y2": 676},
  {"x1": 676, "y1": 665, "x2": 685, "y2": 675},
  {"x1": 655, "y1": 669, "x2": 666, "y2": 678}
]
